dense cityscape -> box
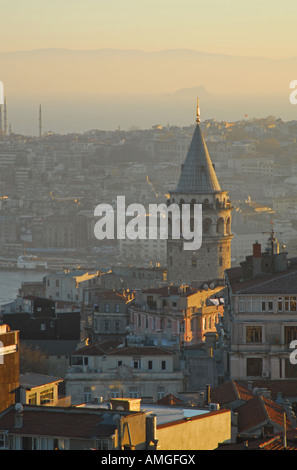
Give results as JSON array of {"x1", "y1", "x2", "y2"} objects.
[
  {"x1": 1, "y1": 97, "x2": 297, "y2": 451},
  {"x1": 1, "y1": 0, "x2": 297, "y2": 455}
]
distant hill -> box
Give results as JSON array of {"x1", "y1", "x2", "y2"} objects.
[
  {"x1": 0, "y1": 48, "x2": 296, "y2": 133},
  {"x1": 1, "y1": 47, "x2": 296, "y2": 96}
]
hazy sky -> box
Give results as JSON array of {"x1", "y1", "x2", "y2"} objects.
[{"x1": 1, "y1": 0, "x2": 296, "y2": 58}]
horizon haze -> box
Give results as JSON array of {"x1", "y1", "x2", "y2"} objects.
[{"x1": 1, "y1": 47, "x2": 297, "y2": 135}]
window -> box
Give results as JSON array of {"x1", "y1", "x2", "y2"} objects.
[
  {"x1": 22, "y1": 437, "x2": 33, "y2": 450},
  {"x1": 97, "y1": 439, "x2": 109, "y2": 450},
  {"x1": 110, "y1": 388, "x2": 121, "y2": 398},
  {"x1": 161, "y1": 360, "x2": 167, "y2": 370},
  {"x1": 71, "y1": 356, "x2": 88, "y2": 366},
  {"x1": 40, "y1": 388, "x2": 54, "y2": 404},
  {"x1": 133, "y1": 358, "x2": 141, "y2": 369},
  {"x1": 104, "y1": 321, "x2": 110, "y2": 332},
  {"x1": 157, "y1": 387, "x2": 165, "y2": 400},
  {"x1": 180, "y1": 321, "x2": 185, "y2": 333},
  {"x1": 115, "y1": 304, "x2": 120, "y2": 313},
  {"x1": 246, "y1": 358, "x2": 263, "y2": 377},
  {"x1": 115, "y1": 321, "x2": 121, "y2": 332},
  {"x1": 105, "y1": 304, "x2": 109, "y2": 313},
  {"x1": 129, "y1": 387, "x2": 138, "y2": 398},
  {"x1": 0, "y1": 433, "x2": 7, "y2": 449},
  {"x1": 28, "y1": 393, "x2": 37, "y2": 405},
  {"x1": 285, "y1": 358, "x2": 297, "y2": 378},
  {"x1": 246, "y1": 326, "x2": 262, "y2": 343},
  {"x1": 40, "y1": 438, "x2": 48, "y2": 450},
  {"x1": 84, "y1": 387, "x2": 92, "y2": 403},
  {"x1": 94, "y1": 318, "x2": 99, "y2": 332},
  {"x1": 148, "y1": 360, "x2": 153, "y2": 370},
  {"x1": 152, "y1": 317, "x2": 156, "y2": 330},
  {"x1": 286, "y1": 297, "x2": 297, "y2": 312},
  {"x1": 285, "y1": 326, "x2": 297, "y2": 345}
]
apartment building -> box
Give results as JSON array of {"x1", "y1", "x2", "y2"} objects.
[
  {"x1": 128, "y1": 285, "x2": 225, "y2": 348},
  {"x1": 65, "y1": 341, "x2": 186, "y2": 404},
  {"x1": 222, "y1": 238, "x2": 297, "y2": 381}
]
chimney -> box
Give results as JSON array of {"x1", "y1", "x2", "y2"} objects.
[
  {"x1": 206, "y1": 384, "x2": 211, "y2": 405},
  {"x1": 146, "y1": 414, "x2": 157, "y2": 448},
  {"x1": 253, "y1": 242, "x2": 261, "y2": 258},
  {"x1": 247, "y1": 380, "x2": 253, "y2": 391}
]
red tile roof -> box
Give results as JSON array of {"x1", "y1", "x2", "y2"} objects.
[
  {"x1": 70, "y1": 339, "x2": 123, "y2": 356},
  {"x1": 107, "y1": 346, "x2": 174, "y2": 356},
  {"x1": 156, "y1": 394, "x2": 185, "y2": 406},
  {"x1": 210, "y1": 380, "x2": 254, "y2": 406},
  {"x1": 0, "y1": 407, "x2": 120, "y2": 439},
  {"x1": 239, "y1": 380, "x2": 297, "y2": 401},
  {"x1": 259, "y1": 435, "x2": 297, "y2": 450},
  {"x1": 235, "y1": 395, "x2": 292, "y2": 433},
  {"x1": 70, "y1": 341, "x2": 174, "y2": 357}
]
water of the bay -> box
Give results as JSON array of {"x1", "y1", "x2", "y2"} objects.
[{"x1": 0, "y1": 270, "x2": 48, "y2": 306}]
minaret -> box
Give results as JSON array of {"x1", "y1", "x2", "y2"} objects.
[
  {"x1": 167, "y1": 99, "x2": 233, "y2": 286},
  {"x1": 39, "y1": 104, "x2": 43, "y2": 138},
  {"x1": 3, "y1": 97, "x2": 7, "y2": 136},
  {"x1": 0, "y1": 104, "x2": 3, "y2": 135}
]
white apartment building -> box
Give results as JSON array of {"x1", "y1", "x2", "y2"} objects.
[{"x1": 223, "y1": 241, "x2": 297, "y2": 381}]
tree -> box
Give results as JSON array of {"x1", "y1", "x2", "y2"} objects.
[{"x1": 19, "y1": 343, "x2": 49, "y2": 374}]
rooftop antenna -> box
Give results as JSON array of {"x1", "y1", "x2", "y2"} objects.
[
  {"x1": 196, "y1": 97, "x2": 200, "y2": 124},
  {"x1": 39, "y1": 104, "x2": 43, "y2": 138}
]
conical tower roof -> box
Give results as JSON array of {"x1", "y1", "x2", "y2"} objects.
[{"x1": 175, "y1": 100, "x2": 221, "y2": 194}]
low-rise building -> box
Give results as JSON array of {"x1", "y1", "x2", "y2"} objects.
[
  {"x1": 19, "y1": 372, "x2": 70, "y2": 407},
  {"x1": 45, "y1": 270, "x2": 100, "y2": 303},
  {"x1": 65, "y1": 341, "x2": 186, "y2": 404},
  {"x1": 0, "y1": 397, "x2": 232, "y2": 450}
]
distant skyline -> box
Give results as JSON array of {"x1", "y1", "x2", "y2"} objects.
[
  {"x1": 1, "y1": 0, "x2": 297, "y2": 59},
  {"x1": 1, "y1": 1, "x2": 297, "y2": 134}
]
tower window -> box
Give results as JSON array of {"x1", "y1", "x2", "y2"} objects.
[
  {"x1": 203, "y1": 218, "x2": 212, "y2": 235},
  {"x1": 216, "y1": 218, "x2": 224, "y2": 235}
]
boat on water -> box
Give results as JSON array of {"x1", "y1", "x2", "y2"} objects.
[
  {"x1": 0, "y1": 258, "x2": 17, "y2": 269},
  {"x1": 17, "y1": 255, "x2": 48, "y2": 270}
]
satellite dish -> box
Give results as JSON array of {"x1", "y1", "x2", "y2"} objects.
[{"x1": 15, "y1": 403, "x2": 23, "y2": 414}]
